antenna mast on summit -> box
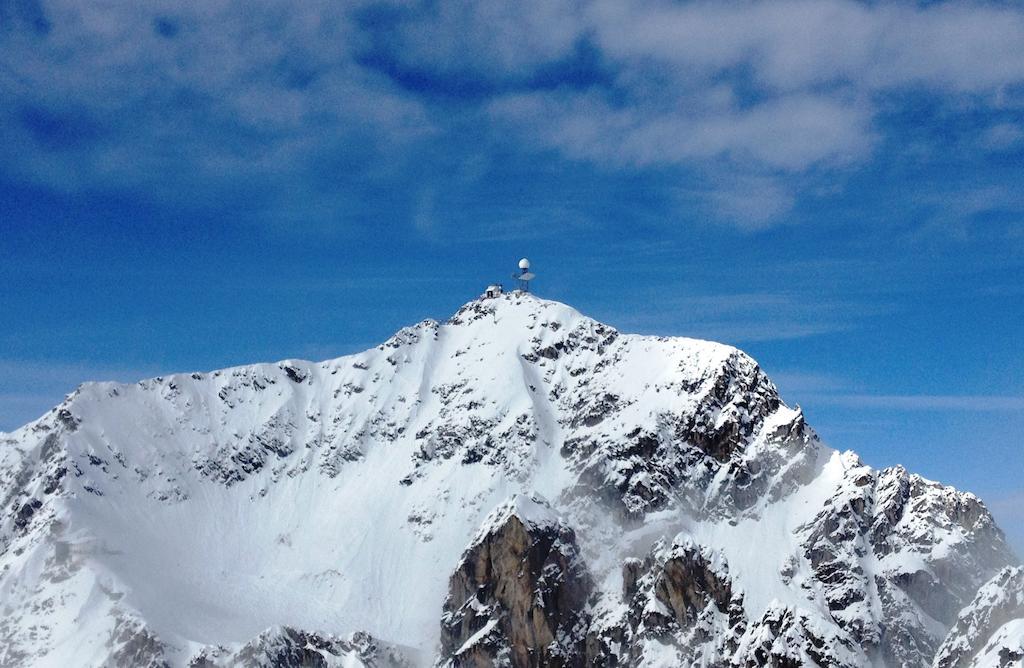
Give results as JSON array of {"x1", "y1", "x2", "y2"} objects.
[{"x1": 513, "y1": 258, "x2": 536, "y2": 292}]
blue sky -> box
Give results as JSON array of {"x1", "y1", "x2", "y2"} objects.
[{"x1": 1, "y1": 0, "x2": 1022, "y2": 552}]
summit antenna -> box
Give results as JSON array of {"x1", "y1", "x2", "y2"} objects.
[{"x1": 513, "y1": 257, "x2": 535, "y2": 292}]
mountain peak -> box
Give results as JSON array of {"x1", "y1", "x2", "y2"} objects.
[
  {"x1": 446, "y1": 290, "x2": 590, "y2": 330},
  {"x1": 0, "y1": 298, "x2": 1016, "y2": 667}
]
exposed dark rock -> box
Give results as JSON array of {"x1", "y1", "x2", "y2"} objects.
[
  {"x1": 439, "y1": 497, "x2": 592, "y2": 668},
  {"x1": 652, "y1": 541, "x2": 737, "y2": 631},
  {"x1": 56, "y1": 408, "x2": 81, "y2": 431},
  {"x1": 590, "y1": 537, "x2": 746, "y2": 666},
  {"x1": 282, "y1": 365, "x2": 308, "y2": 384},
  {"x1": 13, "y1": 498, "x2": 42, "y2": 530}
]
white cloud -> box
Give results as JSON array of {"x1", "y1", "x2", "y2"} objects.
[
  {"x1": 0, "y1": 0, "x2": 433, "y2": 208},
  {"x1": 483, "y1": 0, "x2": 1024, "y2": 228},
  {"x1": 689, "y1": 95, "x2": 873, "y2": 170},
  {"x1": 588, "y1": 0, "x2": 1024, "y2": 94},
  {"x1": 489, "y1": 91, "x2": 872, "y2": 171},
  {"x1": 3, "y1": 0, "x2": 1024, "y2": 232},
  {"x1": 588, "y1": 0, "x2": 876, "y2": 90}
]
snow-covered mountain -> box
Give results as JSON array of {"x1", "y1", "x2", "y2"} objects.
[{"x1": 0, "y1": 293, "x2": 1018, "y2": 667}]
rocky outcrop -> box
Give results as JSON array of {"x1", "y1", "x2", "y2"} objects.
[
  {"x1": 732, "y1": 604, "x2": 863, "y2": 668},
  {"x1": 585, "y1": 535, "x2": 869, "y2": 667},
  {"x1": 190, "y1": 627, "x2": 413, "y2": 667},
  {"x1": 795, "y1": 454, "x2": 1016, "y2": 667},
  {"x1": 586, "y1": 537, "x2": 745, "y2": 665},
  {"x1": 106, "y1": 615, "x2": 172, "y2": 668},
  {"x1": 933, "y1": 566, "x2": 1024, "y2": 668},
  {"x1": 439, "y1": 497, "x2": 592, "y2": 668},
  {"x1": 559, "y1": 347, "x2": 816, "y2": 523}
]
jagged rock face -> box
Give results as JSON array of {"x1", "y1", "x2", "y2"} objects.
[
  {"x1": 586, "y1": 537, "x2": 745, "y2": 665},
  {"x1": 557, "y1": 340, "x2": 813, "y2": 522},
  {"x1": 652, "y1": 542, "x2": 737, "y2": 631},
  {"x1": 0, "y1": 294, "x2": 1018, "y2": 667},
  {"x1": 439, "y1": 498, "x2": 591, "y2": 668},
  {"x1": 732, "y1": 605, "x2": 863, "y2": 668},
  {"x1": 191, "y1": 628, "x2": 413, "y2": 668},
  {"x1": 106, "y1": 616, "x2": 172, "y2": 668},
  {"x1": 933, "y1": 567, "x2": 1024, "y2": 668},
  {"x1": 795, "y1": 457, "x2": 1016, "y2": 667},
  {"x1": 585, "y1": 537, "x2": 864, "y2": 667}
]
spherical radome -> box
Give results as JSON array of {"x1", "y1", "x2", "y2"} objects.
[{"x1": 518, "y1": 258, "x2": 530, "y2": 270}]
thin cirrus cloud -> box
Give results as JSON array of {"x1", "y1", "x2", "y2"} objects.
[
  {"x1": 700, "y1": 175, "x2": 797, "y2": 230},
  {"x1": 982, "y1": 123, "x2": 1024, "y2": 151},
  {"x1": 1, "y1": 0, "x2": 1024, "y2": 230},
  {"x1": 769, "y1": 369, "x2": 1024, "y2": 413},
  {"x1": 605, "y1": 291, "x2": 894, "y2": 343},
  {"x1": 811, "y1": 394, "x2": 1024, "y2": 412}
]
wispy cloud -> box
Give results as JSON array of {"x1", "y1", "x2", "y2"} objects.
[
  {"x1": 767, "y1": 367, "x2": 1024, "y2": 412},
  {"x1": 982, "y1": 123, "x2": 1024, "y2": 152},
  {"x1": 0, "y1": 392, "x2": 66, "y2": 434},
  {"x1": 763, "y1": 362, "x2": 1024, "y2": 423},
  {"x1": 606, "y1": 291, "x2": 893, "y2": 343},
  {"x1": 2, "y1": 0, "x2": 1024, "y2": 232},
  {"x1": 0, "y1": 0, "x2": 432, "y2": 224},
  {"x1": 482, "y1": 0, "x2": 1024, "y2": 227},
  {"x1": 589, "y1": 1, "x2": 1024, "y2": 93},
  {"x1": 489, "y1": 91, "x2": 874, "y2": 172},
  {"x1": 769, "y1": 371, "x2": 854, "y2": 396},
  {"x1": 701, "y1": 175, "x2": 797, "y2": 230},
  {"x1": 811, "y1": 394, "x2": 1024, "y2": 412}
]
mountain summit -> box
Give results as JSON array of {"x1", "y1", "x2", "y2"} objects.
[{"x1": 0, "y1": 293, "x2": 1018, "y2": 667}]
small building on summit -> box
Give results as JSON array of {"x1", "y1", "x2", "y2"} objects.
[{"x1": 484, "y1": 258, "x2": 535, "y2": 298}]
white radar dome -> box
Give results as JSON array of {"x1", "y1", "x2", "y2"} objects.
[{"x1": 518, "y1": 258, "x2": 531, "y2": 270}]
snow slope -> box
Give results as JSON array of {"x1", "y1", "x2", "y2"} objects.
[{"x1": 0, "y1": 293, "x2": 1017, "y2": 667}]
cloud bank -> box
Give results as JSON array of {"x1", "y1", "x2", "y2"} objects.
[{"x1": 2, "y1": 0, "x2": 1024, "y2": 229}]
